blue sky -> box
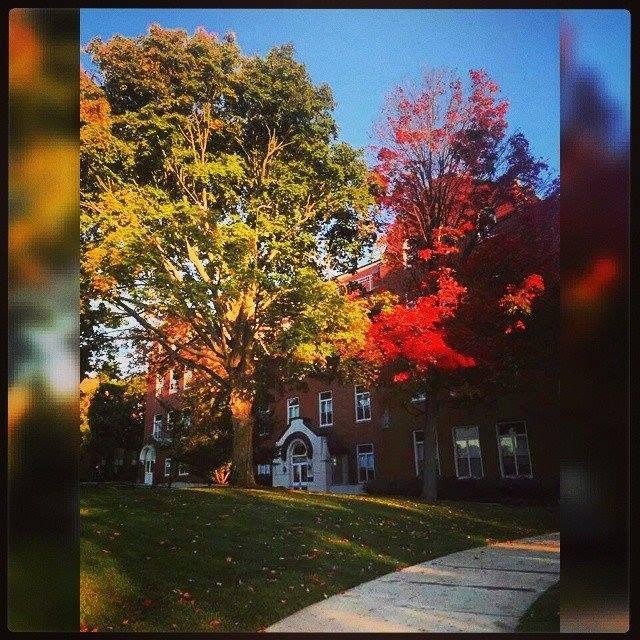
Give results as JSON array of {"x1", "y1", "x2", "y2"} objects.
[{"x1": 81, "y1": 9, "x2": 561, "y2": 172}]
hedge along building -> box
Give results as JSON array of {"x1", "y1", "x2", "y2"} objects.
[
  {"x1": 257, "y1": 196, "x2": 559, "y2": 497},
  {"x1": 140, "y1": 197, "x2": 558, "y2": 497}
]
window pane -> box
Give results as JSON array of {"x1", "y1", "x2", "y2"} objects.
[
  {"x1": 358, "y1": 444, "x2": 373, "y2": 454},
  {"x1": 455, "y1": 439, "x2": 468, "y2": 458},
  {"x1": 515, "y1": 434, "x2": 529, "y2": 455},
  {"x1": 414, "y1": 430, "x2": 424, "y2": 443},
  {"x1": 501, "y1": 454, "x2": 517, "y2": 476},
  {"x1": 468, "y1": 439, "x2": 481, "y2": 458},
  {"x1": 499, "y1": 435, "x2": 515, "y2": 456},
  {"x1": 470, "y1": 457, "x2": 483, "y2": 478},
  {"x1": 456, "y1": 456, "x2": 470, "y2": 478},
  {"x1": 358, "y1": 465, "x2": 367, "y2": 482},
  {"x1": 516, "y1": 454, "x2": 531, "y2": 476}
]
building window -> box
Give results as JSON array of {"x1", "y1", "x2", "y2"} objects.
[
  {"x1": 183, "y1": 369, "x2": 192, "y2": 389},
  {"x1": 356, "y1": 274, "x2": 373, "y2": 292},
  {"x1": 257, "y1": 407, "x2": 272, "y2": 436},
  {"x1": 357, "y1": 444, "x2": 375, "y2": 483},
  {"x1": 413, "y1": 430, "x2": 441, "y2": 476},
  {"x1": 257, "y1": 464, "x2": 272, "y2": 476},
  {"x1": 178, "y1": 463, "x2": 188, "y2": 476},
  {"x1": 453, "y1": 426, "x2": 483, "y2": 479},
  {"x1": 169, "y1": 369, "x2": 179, "y2": 393},
  {"x1": 497, "y1": 421, "x2": 533, "y2": 478},
  {"x1": 164, "y1": 458, "x2": 171, "y2": 477},
  {"x1": 355, "y1": 385, "x2": 371, "y2": 422},
  {"x1": 319, "y1": 391, "x2": 333, "y2": 426},
  {"x1": 155, "y1": 374, "x2": 164, "y2": 395},
  {"x1": 287, "y1": 397, "x2": 300, "y2": 422},
  {"x1": 153, "y1": 414, "x2": 163, "y2": 438}
]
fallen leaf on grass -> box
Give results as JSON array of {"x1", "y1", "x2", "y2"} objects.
[
  {"x1": 209, "y1": 619, "x2": 221, "y2": 629},
  {"x1": 80, "y1": 620, "x2": 98, "y2": 632}
]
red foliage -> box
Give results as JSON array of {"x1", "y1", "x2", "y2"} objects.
[
  {"x1": 365, "y1": 269, "x2": 476, "y2": 383},
  {"x1": 373, "y1": 69, "x2": 546, "y2": 270},
  {"x1": 499, "y1": 273, "x2": 545, "y2": 333},
  {"x1": 363, "y1": 68, "x2": 554, "y2": 391}
]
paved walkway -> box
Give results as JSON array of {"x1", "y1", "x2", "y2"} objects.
[{"x1": 266, "y1": 532, "x2": 559, "y2": 633}]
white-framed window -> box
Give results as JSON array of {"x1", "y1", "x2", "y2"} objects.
[
  {"x1": 169, "y1": 369, "x2": 179, "y2": 393},
  {"x1": 287, "y1": 397, "x2": 300, "y2": 422},
  {"x1": 178, "y1": 463, "x2": 188, "y2": 476},
  {"x1": 257, "y1": 463, "x2": 272, "y2": 476},
  {"x1": 413, "y1": 429, "x2": 441, "y2": 476},
  {"x1": 155, "y1": 374, "x2": 164, "y2": 395},
  {"x1": 257, "y1": 407, "x2": 271, "y2": 436},
  {"x1": 319, "y1": 391, "x2": 333, "y2": 426},
  {"x1": 496, "y1": 421, "x2": 533, "y2": 478},
  {"x1": 453, "y1": 426, "x2": 483, "y2": 479},
  {"x1": 355, "y1": 274, "x2": 373, "y2": 292},
  {"x1": 183, "y1": 369, "x2": 192, "y2": 389},
  {"x1": 356, "y1": 443, "x2": 375, "y2": 483},
  {"x1": 164, "y1": 458, "x2": 171, "y2": 477},
  {"x1": 153, "y1": 414, "x2": 163, "y2": 438},
  {"x1": 166, "y1": 410, "x2": 178, "y2": 432},
  {"x1": 355, "y1": 385, "x2": 371, "y2": 422}
]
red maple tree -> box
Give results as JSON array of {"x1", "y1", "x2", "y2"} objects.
[{"x1": 364, "y1": 69, "x2": 555, "y2": 500}]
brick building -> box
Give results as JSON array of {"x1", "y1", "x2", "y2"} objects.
[{"x1": 139, "y1": 204, "x2": 558, "y2": 497}]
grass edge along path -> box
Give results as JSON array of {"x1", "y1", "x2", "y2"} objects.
[
  {"x1": 81, "y1": 485, "x2": 558, "y2": 632},
  {"x1": 516, "y1": 580, "x2": 560, "y2": 632}
]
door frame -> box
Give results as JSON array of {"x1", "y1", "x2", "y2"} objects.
[{"x1": 289, "y1": 439, "x2": 311, "y2": 490}]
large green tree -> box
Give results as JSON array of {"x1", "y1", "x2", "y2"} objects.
[
  {"x1": 81, "y1": 26, "x2": 375, "y2": 486},
  {"x1": 85, "y1": 375, "x2": 146, "y2": 479}
]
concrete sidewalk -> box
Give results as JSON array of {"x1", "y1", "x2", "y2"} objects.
[{"x1": 266, "y1": 532, "x2": 559, "y2": 633}]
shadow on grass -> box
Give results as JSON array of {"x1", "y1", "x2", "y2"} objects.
[{"x1": 80, "y1": 485, "x2": 558, "y2": 632}]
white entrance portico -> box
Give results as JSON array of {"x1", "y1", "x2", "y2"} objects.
[
  {"x1": 139, "y1": 444, "x2": 156, "y2": 485},
  {"x1": 271, "y1": 417, "x2": 363, "y2": 493}
]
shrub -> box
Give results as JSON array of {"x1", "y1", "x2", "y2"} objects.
[
  {"x1": 365, "y1": 475, "x2": 558, "y2": 504},
  {"x1": 437, "y1": 476, "x2": 559, "y2": 505}
]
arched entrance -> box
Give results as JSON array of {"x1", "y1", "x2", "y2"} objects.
[
  {"x1": 139, "y1": 445, "x2": 156, "y2": 485},
  {"x1": 289, "y1": 439, "x2": 312, "y2": 490}
]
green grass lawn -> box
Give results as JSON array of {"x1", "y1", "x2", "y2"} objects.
[
  {"x1": 516, "y1": 581, "x2": 560, "y2": 633},
  {"x1": 81, "y1": 485, "x2": 558, "y2": 632}
]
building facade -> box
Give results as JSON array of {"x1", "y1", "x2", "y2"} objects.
[
  {"x1": 140, "y1": 206, "x2": 558, "y2": 497},
  {"x1": 138, "y1": 367, "x2": 203, "y2": 486}
]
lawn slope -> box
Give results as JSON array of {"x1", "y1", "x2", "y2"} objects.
[{"x1": 81, "y1": 485, "x2": 558, "y2": 632}]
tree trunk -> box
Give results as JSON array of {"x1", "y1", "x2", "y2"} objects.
[
  {"x1": 422, "y1": 392, "x2": 440, "y2": 501},
  {"x1": 229, "y1": 386, "x2": 258, "y2": 488}
]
